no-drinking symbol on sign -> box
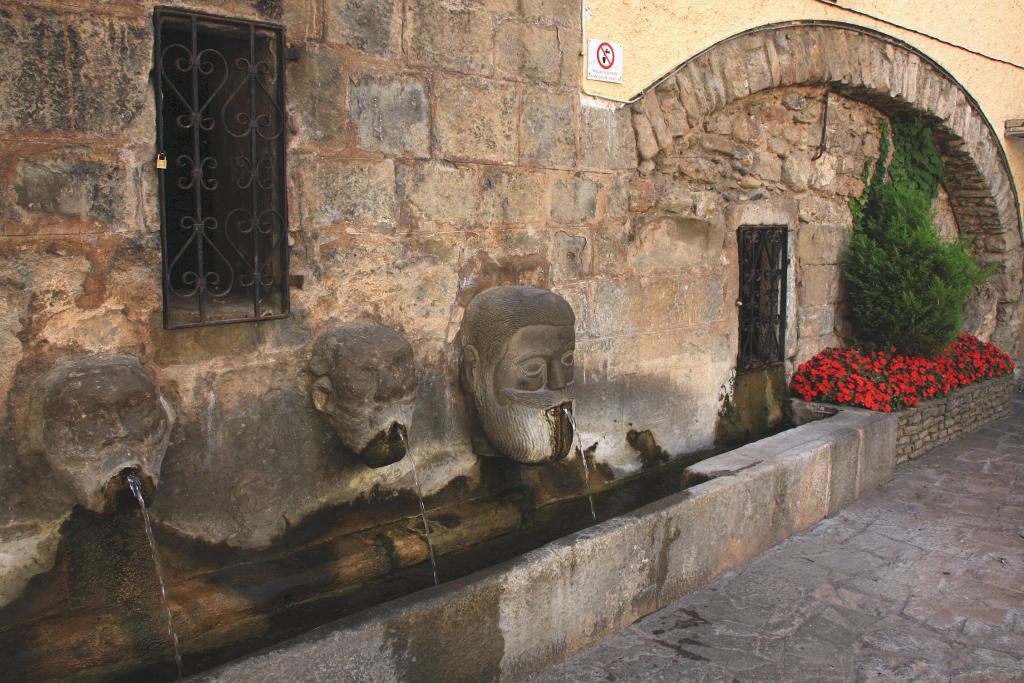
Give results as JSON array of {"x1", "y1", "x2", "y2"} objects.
[{"x1": 587, "y1": 38, "x2": 623, "y2": 84}]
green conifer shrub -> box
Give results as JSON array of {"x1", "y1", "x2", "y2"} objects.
[{"x1": 841, "y1": 114, "x2": 990, "y2": 357}]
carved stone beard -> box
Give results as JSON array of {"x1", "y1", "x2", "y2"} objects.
[{"x1": 472, "y1": 365, "x2": 573, "y2": 464}]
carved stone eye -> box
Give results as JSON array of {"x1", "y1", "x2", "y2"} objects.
[
  {"x1": 520, "y1": 359, "x2": 546, "y2": 378},
  {"x1": 561, "y1": 351, "x2": 575, "y2": 367}
]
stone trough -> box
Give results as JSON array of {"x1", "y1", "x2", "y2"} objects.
[{"x1": 194, "y1": 404, "x2": 896, "y2": 682}]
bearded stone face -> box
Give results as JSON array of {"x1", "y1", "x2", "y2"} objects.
[
  {"x1": 460, "y1": 287, "x2": 576, "y2": 464},
  {"x1": 23, "y1": 355, "x2": 174, "y2": 513},
  {"x1": 309, "y1": 323, "x2": 417, "y2": 468}
]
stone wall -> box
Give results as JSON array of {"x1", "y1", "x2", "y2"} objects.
[
  {"x1": 643, "y1": 86, "x2": 882, "y2": 369},
  {"x1": 1, "y1": 3, "x2": 1021, "y2": 674},
  {"x1": 0, "y1": 0, "x2": 659, "y2": 556},
  {"x1": 642, "y1": 85, "x2": 970, "y2": 371},
  {"x1": 895, "y1": 376, "x2": 1014, "y2": 463},
  {"x1": 0, "y1": 1, "x2": 1003, "y2": 559}
]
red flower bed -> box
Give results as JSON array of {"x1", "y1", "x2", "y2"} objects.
[{"x1": 789, "y1": 334, "x2": 1015, "y2": 412}]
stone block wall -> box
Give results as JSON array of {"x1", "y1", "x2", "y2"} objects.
[
  {"x1": 643, "y1": 84, "x2": 987, "y2": 374},
  {"x1": 3, "y1": 7, "x2": 1023, "y2": 676},
  {"x1": 895, "y1": 376, "x2": 1014, "y2": 463},
  {"x1": 1, "y1": 0, "x2": 699, "y2": 554},
  {"x1": 0, "y1": 1, "x2": 1010, "y2": 559},
  {"x1": 647, "y1": 85, "x2": 875, "y2": 368}
]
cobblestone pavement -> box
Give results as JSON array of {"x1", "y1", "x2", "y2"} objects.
[{"x1": 533, "y1": 394, "x2": 1024, "y2": 683}]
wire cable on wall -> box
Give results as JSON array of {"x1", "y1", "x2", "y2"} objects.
[
  {"x1": 582, "y1": 2, "x2": 1024, "y2": 105},
  {"x1": 813, "y1": 0, "x2": 1024, "y2": 71}
]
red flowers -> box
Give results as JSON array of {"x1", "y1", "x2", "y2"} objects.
[{"x1": 789, "y1": 334, "x2": 1015, "y2": 412}]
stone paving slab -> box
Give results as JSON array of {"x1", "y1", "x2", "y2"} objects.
[{"x1": 532, "y1": 395, "x2": 1024, "y2": 683}]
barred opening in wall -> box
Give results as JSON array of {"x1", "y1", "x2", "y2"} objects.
[
  {"x1": 154, "y1": 8, "x2": 289, "y2": 328},
  {"x1": 737, "y1": 225, "x2": 788, "y2": 370}
]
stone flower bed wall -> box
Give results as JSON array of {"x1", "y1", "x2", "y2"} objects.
[{"x1": 895, "y1": 375, "x2": 1014, "y2": 463}]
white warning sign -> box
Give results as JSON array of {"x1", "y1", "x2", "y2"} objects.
[{"x1": 587, "y1": 38, "x2": 623, "y2": 84}]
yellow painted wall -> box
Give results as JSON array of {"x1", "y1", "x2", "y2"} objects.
[{"x1": 581, "y1": 0, "x2": 1024, "y2": 214}]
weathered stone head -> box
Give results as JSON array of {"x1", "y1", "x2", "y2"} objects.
[
  {"x1": 460, "y1": 286, "x2": 576, "y2": 464},
  {"x1": 21, "y1": 355, "x2": 174, "y2": 513},
  {"x1": 309, "y1": 323, "x2": 418, "y2": 468}
]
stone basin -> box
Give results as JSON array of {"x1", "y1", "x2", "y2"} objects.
[
  {"x1": 189, "y1": 404, "x2": 895, "y2": 682},
  {"x1": 0, "y1": 400, "x2": 894, "y2": 682},
  {"x1": 0, "y1": 439, "x2": 705, "y2": 681}
]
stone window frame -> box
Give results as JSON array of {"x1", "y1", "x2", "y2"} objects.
[{"x1": 153, "y1": 7, "x2": 291, "y2": 329}]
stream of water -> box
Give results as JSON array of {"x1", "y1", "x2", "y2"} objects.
[
  {"x1": 562, "y1": 406, "x2": 596, "y2": 520},
  {"x1": 125, "y1": 471, "x2": 183, "y2": 681},
  {"x1": 397, "y1": 430, "x2": 439, "y2": 585}
]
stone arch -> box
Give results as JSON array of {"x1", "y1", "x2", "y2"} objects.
[{"x1": 631, "y1": 21, "x2": 1023, "y2": 356}]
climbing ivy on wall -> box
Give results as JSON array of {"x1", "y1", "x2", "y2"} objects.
[
  {"x1": 841, "y1": 113, "x2": 990, "y2": 357},
  {"x1": 849, "y1": 119, "x2": 889, "y2": 227}
]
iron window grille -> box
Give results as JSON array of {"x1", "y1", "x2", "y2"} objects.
[
  {"x1": 154, "y1": 8, "x2": 289, "y2": 328},
  {"x1": 737, "y1": 225, "x2": 788, "y2": 370}
]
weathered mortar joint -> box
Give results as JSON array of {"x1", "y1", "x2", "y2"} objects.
[{"x1": 689, "y1": 460, "x2": 764, "y2": 482}]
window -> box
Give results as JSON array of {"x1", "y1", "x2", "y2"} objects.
[
  {"x1": 154, "y1": 8, "x2": 289, "y2": 328},
  {"x1": 737, "y1": 225, "x2": 788, "y2": 370}
]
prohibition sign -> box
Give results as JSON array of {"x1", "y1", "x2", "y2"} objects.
[{"x1": 596, "y1": 41, "x2": 615, "y2": 69}]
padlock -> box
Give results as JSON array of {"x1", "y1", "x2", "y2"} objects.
[{"x1": 156, "y1": 152, "x2": 167, "y2": 170}]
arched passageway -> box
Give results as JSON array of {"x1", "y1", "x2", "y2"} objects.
[{"x1": 631, "y1": 21, "x2": 1023, "y2": 357}]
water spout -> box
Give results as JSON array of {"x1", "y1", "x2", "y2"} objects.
[
  {"x1": 562, "y1": 406, "x2": 596, "y2": 520},
  {"x1": 396, "y1": 428, "x2": 439, "y2": 586},
  {"x1": 125, "y1": 470, "x2": 183, "y2": 681}
]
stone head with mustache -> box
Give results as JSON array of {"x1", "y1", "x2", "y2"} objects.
[{"x1": 460, "y1": 286, "x2": 576, "y2": 464}]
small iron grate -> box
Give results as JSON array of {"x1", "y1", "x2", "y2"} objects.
[
  {"x1": 154, "y1": 8, "x2": 290, "y2": 328},
  {"x1": 737, "y1": 225, "x2": 788, "y2": 370}
]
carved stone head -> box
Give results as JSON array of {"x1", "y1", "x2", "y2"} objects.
[
  {"x1": 460, "y1": 286, "x2": 576, "y2": 464},
  {"x1": 22, "y1": 355, "x2": 174, "y2": 513},
  {"x1": 309, "y1": 323, "x2": 418, "y2": 468}
]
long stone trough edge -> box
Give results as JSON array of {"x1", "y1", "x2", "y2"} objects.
[{"x1": 192, "y1": 407, "x2": 897, "y2": 683}]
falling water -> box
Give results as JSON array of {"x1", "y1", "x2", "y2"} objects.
[
  {"x1": 125, "y1": 471, "x2": 184, "y2": 681},
  {"x1": 397, "y1": 430, "x2": 439, "y2": 586},
  {"x1": 562, "y1": 406, "x2": 596, "y2": 520},
  {"x1": 411, "y1": 248, "x2": 465, "y2": 586}
]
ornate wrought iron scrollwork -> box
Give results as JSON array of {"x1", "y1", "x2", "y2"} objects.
[
  {"x1": 154, "y1": 9, "x2": 289, "y2": 328},
  {"x1": 737, "y1": 225, "x2": 788, "y2": 370},
  {"x1": 224, "y1": 208, "x2": 284, "y2": 290},
  {"x1": 222, "y1": 56, "x2": 286, "y2": 141},
  {"x1": 235, "y1": 156, "x2": 274, "y2": 190}
]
